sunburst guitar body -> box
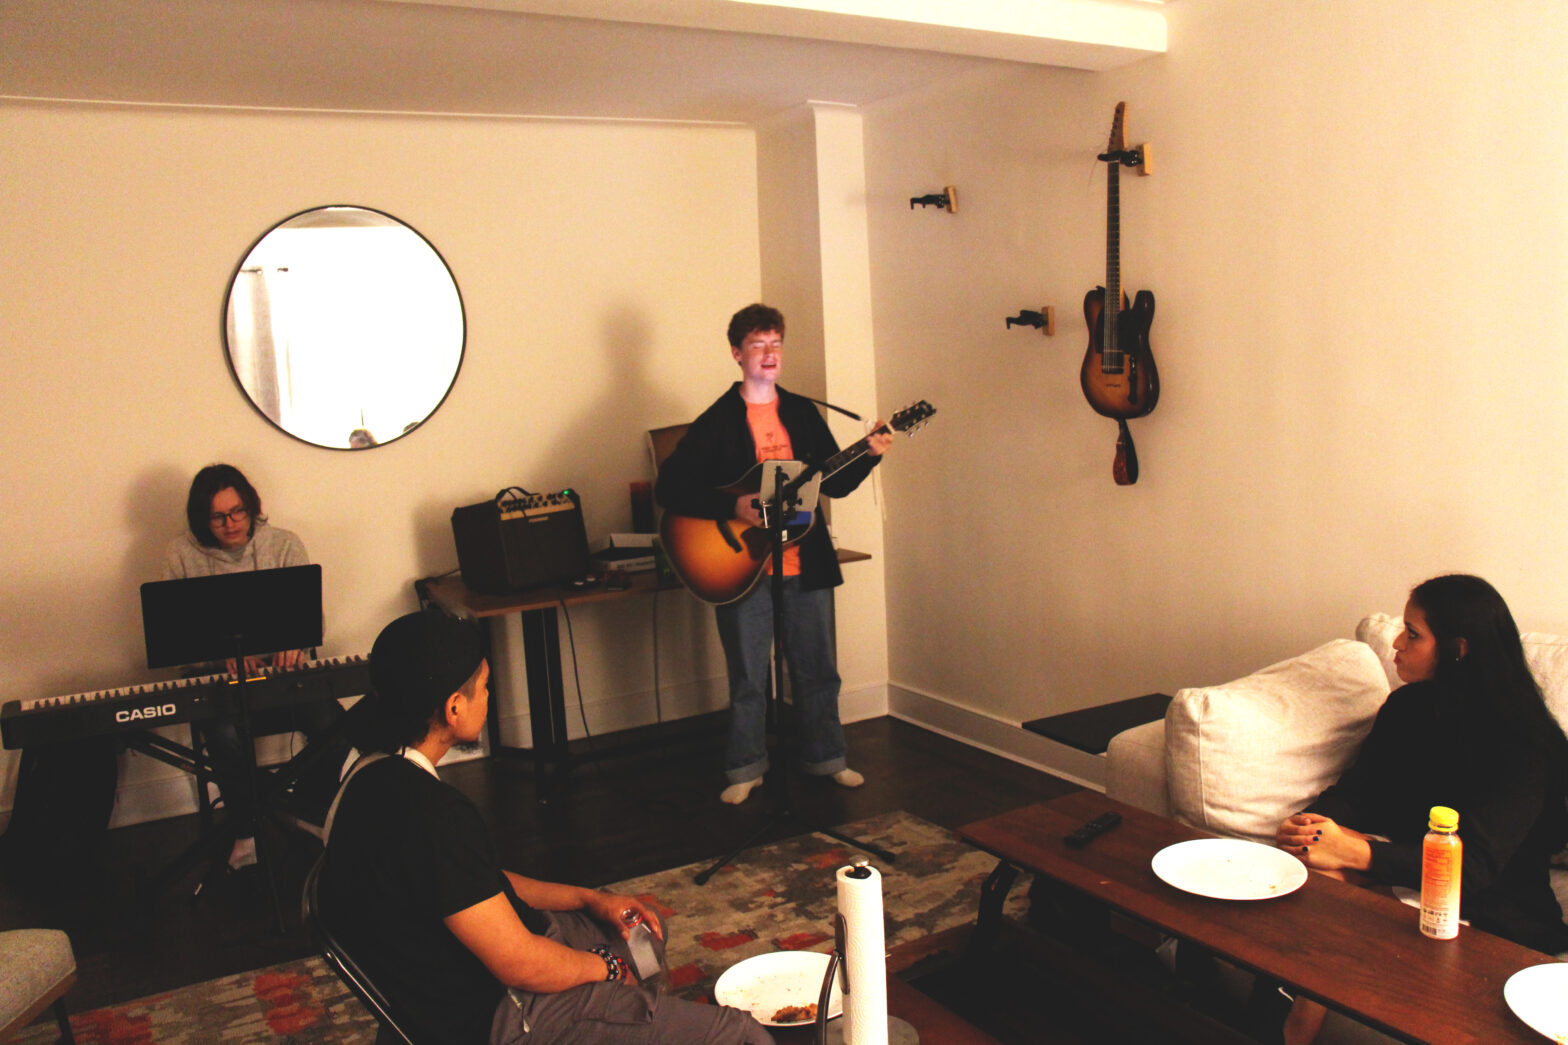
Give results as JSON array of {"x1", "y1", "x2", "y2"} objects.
[{"x1": 659, "y1": 400, "x2": 935, "y2": 604}]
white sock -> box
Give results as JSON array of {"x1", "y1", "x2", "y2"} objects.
[
  {"x1": 832, "y1": 768, "x2": 864, "y2": 788},
  {"x1": 720, "y1": 778, "x2": 763, "y2": 805},
  {"x1": 229, "y1": 836, "x2": 258, "y2": 869}
]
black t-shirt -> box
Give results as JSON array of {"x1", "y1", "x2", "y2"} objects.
[{"x1": 321, "y1": 756, "x2": 548, "y2": 1045}]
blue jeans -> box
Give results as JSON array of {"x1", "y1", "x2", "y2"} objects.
[{"x1": 713, "y1": 577, "x2": 846, "y2": 784}]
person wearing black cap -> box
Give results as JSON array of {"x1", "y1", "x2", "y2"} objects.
[{"x1": 320, "y1": 610, "x2": 773, "y2": 1045}]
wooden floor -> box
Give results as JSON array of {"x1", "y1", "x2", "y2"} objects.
[
  {"x1": 0, "y1": 717, "x2": 1080, "y2": 1020},
  {"x1": 2, "y1": 716, "x2": 1272, "y2": 1043}
]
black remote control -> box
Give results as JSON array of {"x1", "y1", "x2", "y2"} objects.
[{"x1": 1064, "y1": 811, "x2": 1122, "y2": 847}]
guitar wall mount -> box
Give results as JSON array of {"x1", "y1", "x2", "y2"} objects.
[
  {"x1": 1006, "y1": 307, "x2": 1055, "y2": 336},
  {"x1": 1098, "y1": 144, "x2": 1153, "y2": 176},
  {"x1": 909, "y1": 186, "x2": 957, "y2": 212}
]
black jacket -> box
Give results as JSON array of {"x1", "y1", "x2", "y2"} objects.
[{"x1": 654, "y1": 383, "x2": 880, "y2": 591}]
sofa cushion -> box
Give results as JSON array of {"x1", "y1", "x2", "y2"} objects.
[
  {"x1": 1357, "y1": 612, "x2": 1568, "y2": 733},
  {"x1": 1166, "y1": 639, "x2": 1392, "y2": 845}
]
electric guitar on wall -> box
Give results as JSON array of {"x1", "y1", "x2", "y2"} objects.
[
  {"x1": 1082, "y1": 101, "x2": 1159, "y2": 485},
  {"x1": 659, "y1": 400, "x2": 936, "y2": 604}
]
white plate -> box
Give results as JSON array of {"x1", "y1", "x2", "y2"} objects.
[
  {"x1": 713, "y1": 951, "x2": 844, "y2": 1027},
  {"x1": 1151, "y1": 838, "x2": 1308, "y2": 901},
  {"x1": 1504, "y1": 963, "x2": 1568, "y2": 1041}
]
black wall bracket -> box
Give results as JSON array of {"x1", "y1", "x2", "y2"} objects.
[
  {"x1": 1006, "y1": 307, "x2": 1055, "y2": 335},
  {"x1": 910, "y1": 185, "x2": 958, "y2": 212}
]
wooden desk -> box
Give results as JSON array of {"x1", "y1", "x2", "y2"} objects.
[
  {"x1": 423, "y1": 551, "x2": 871, "y2": 795},
  {"x1": 422, "y1": 572, "x2": 676, "y2": 794},
  {"x1": 960, "y1": 792, "x2": 1553, "y2": 1044}
]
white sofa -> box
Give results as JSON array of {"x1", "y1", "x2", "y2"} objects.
[
  {"x1": 1107, "y1": 614, "x2": 1568, "y2": 879},
  {"x1": 1104, "y1": 613, "x2": 1568, "y2": 1042}
]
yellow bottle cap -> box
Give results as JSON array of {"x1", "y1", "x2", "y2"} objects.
[{"x1": 1429, "y1": 805, "x2": 1459, "y2": 830}]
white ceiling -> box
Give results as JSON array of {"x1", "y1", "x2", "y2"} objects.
[{"x1": 0, "y1": 0, "x2": 1166, "y2": 124}]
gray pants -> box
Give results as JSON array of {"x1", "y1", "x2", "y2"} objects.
[{"x1": 490, "y1": 911, "x2": 774, "y2": 1045}]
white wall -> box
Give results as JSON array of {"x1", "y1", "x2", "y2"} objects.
[
  {"x1": 865, "y1": 0, "x2": 1568, "y2": 737},
  {"x1": 0, "y1": 101, "x2": 763, "y2": 822}
]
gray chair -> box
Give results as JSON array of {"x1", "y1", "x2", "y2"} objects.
[
  {"x1": 301, "y1": 856, "x2": 417, "y2": 1045},
  {"x1": 0, "y1": 929, "x2": 75, "y2": 1044}
]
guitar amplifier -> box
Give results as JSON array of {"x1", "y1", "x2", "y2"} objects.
[{"x1": 450, "y1": 487, "x2": 590, "y2": 594}]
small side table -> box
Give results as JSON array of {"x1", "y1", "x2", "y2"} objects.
[{"x1": 1022, "y1": 693, "x2": 1171, "y2": 755}]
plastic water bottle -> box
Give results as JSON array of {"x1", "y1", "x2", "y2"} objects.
[
  {"x1": 1419, "y1": 805, "x2": 1462, "y2": 940},
  {"x1": 621, "y1": 909, "x2": 670, "y2": 991}
]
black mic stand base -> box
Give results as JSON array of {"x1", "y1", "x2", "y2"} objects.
[{"x1": 693, "y1": 799, "x2": 897, "y2": 886}]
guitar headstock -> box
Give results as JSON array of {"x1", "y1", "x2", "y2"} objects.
[
  {"x1": 1108, "y1": 101, "x2": 1126, "y2": 153},
  {"x1": 890, "y1": 400, "x2": 936, "y2": 435}
]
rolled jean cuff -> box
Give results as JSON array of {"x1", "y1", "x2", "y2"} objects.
[
  {"x1": 802, "y1": 755, "x2": 847, "y2": 777},
  {"x1": 725, "y1": 758, "x2": 768, "y2": 785}
]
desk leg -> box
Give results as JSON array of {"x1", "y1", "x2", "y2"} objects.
[
  {"x1": 521, "y1": 607, "x2": 570, "y2": 795},
  {"x1": 485, "y1": 607, "x2": 573, "y2": 800}
]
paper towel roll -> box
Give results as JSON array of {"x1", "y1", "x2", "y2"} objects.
[{"x1": 836, "y1": 863, "x2": 888, "y2": 1045}]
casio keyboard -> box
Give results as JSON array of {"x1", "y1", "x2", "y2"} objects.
[{"x1": 0, "y1": 656, "x2": 371, "y2": 749}]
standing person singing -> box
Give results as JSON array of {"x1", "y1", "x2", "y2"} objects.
[{"x1": 655, "y1": 304, "x2": 891, "y2": 805}]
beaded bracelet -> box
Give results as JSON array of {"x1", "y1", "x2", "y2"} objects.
[{"x1": 587, "y1": 945, "x2": 626, "y2": 982}]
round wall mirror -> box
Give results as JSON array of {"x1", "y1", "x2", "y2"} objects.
[{"x1": 223, "y1": 205, "x2": 466, "y2": 450}]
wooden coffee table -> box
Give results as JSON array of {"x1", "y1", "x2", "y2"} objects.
[{"x1": 960, "y1": 792, "x2": 1557, "y2": 1044}]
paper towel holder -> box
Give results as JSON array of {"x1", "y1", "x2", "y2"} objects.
[{"x1": 817, "y1": 913, "x2": 920, "y2": 1044}]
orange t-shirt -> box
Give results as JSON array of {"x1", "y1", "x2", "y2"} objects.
[{"x1": 745, "y1": 398, "x2": 801, "y2": 577}]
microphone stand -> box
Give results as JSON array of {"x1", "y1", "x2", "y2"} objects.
[{"x1": 695, "y1": 462, "x2": 894, "y2": 885}]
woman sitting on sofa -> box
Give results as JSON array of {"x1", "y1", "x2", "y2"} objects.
[{"x1": 1275, "y1": 573, "x2": 1568, "y2": 1042}]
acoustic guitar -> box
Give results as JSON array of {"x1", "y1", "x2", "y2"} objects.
[
  {"x1": 1082, "y1": 101, "x2": 1159, "y2": 484},
  {"x1": 659, "y1": 400, "x2": 936, "y2": 604}
]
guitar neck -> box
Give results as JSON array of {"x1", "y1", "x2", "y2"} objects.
[
  {"x1": 1104, "y1": 158, "x2": 1122, "y2": 365},
  {"x1": 817, "y1": 424, "x2": 888, "y2": 483}
]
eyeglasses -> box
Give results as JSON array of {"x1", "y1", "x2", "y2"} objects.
[{"x1": 209, "y1": 507, "x2": 250, "y2": 526}]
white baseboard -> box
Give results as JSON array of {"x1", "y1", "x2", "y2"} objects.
[{"x1": 887, "y1": 683, "x2": 1107, "y2": 791}]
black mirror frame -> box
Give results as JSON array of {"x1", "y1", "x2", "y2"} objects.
[{"x1": 221, "y1": 204, "x2": 467, "y2": 451}]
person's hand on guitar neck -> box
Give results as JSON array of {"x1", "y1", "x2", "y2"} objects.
[{"x1": 866, "y1": 422, "x2": 894, "y2": 458}]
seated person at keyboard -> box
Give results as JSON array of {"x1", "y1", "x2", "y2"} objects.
[
  {"x1": 321, "y1": 610, "x2": 774, "y2": 1045},
  {"x1": 163, "y1": 463, "x2": 344, "y2": 869},
  {"x1": 1274, "y1": 574, "x2": 1568, "y2": 1044}
]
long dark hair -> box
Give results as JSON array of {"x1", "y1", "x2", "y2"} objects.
[
  {"x1": 1411, "y1": 574, "x2": 1566, "y2": 761},
  {"x1": 184, "y1": 464, "x2": 264, "y2": 548}
]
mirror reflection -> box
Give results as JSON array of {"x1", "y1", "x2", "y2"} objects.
[{"x1": 224, "y1": 206, "x2": 465, "y2": 450}]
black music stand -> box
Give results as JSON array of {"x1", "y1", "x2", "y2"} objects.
[
  {"x1": 140, "y1": 565, "x2": 323, "y2": 930},
  {"x1": 693, "y1": 464, "x2": 894, "y2": 885}
]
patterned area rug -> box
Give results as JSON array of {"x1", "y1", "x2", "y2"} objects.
[{"x1": 19, "y1": 811, "x2": 1028, "y2": 1043}]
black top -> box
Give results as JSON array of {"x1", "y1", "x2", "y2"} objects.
[
  {"x1": 1308, "y1": 677, "x2": 1568, "y2": 953},
  {"x1": 654, "y1": 383, "x2": 880, "y2": 591},
  {"x1": 321, "y1": 756, "x2": 548, "y2": 1045}
]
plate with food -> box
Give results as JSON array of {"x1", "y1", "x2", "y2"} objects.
[
  {"x1": 713, "y1": 951, "x2": 844, "y2": 1027},
  {"x1": 1151, "y1": 838, "x2": 1308, "y2": 901},
  {"x1": 1504, "y1": 962, "x2": 1568, "y2": 1041}
]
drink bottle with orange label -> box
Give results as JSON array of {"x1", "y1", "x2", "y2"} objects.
[{"x1": 1419, "y1": 805, "x2": 1462, "y2": 940}]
